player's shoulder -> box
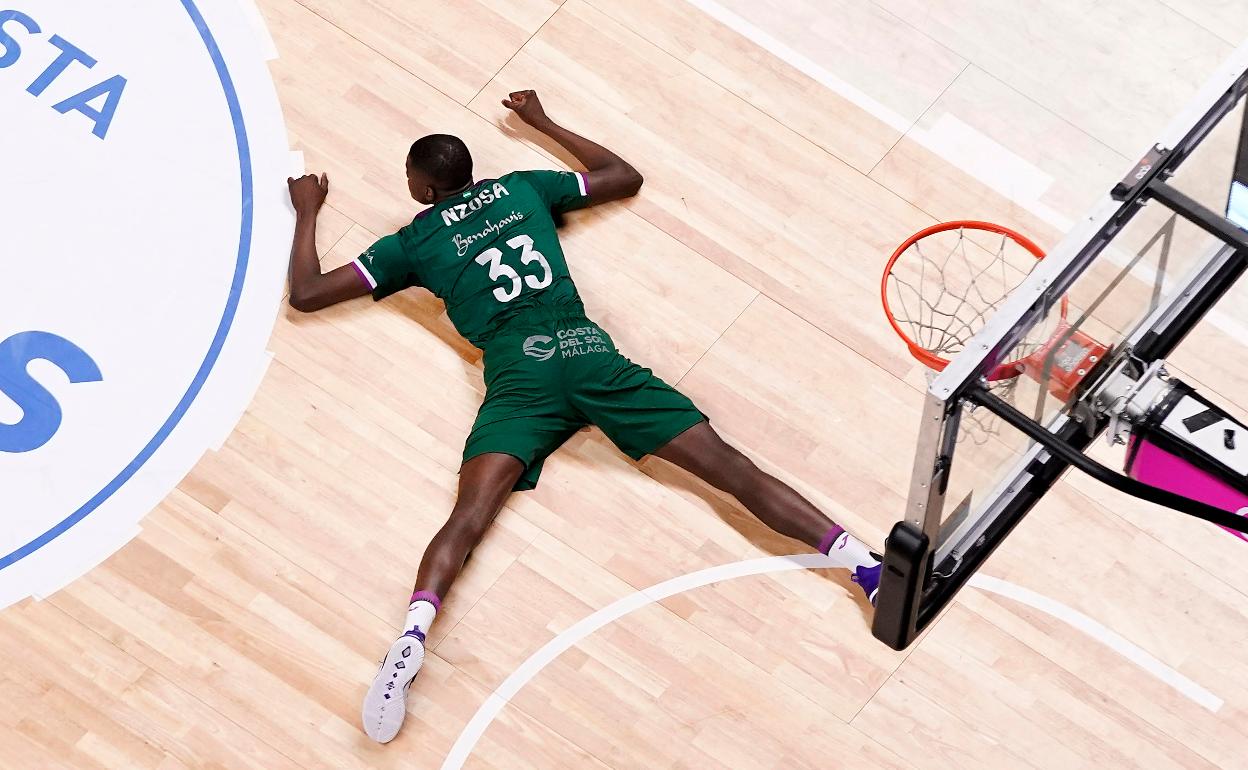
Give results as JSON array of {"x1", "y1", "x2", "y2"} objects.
[
  {"x1": 498, "y1": 170, "x2": 535, "y2": 189},
  {"x1": 485, "y1": 171, "x2": 545, "y2": 203},
  {"x1": 500, "y1": 169, "x2": 576, "y2": 187},
  {"x1": 363, "y1": 230, "x2": 408, "y2": 261},
  {"x1": 507, "y1": 169, "x2": 586, "y2": 199}
]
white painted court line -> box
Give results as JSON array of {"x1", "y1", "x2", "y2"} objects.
[
  {"x1": 681, "y1": 0, "x2": 911, "y2": 134},
  {"x1": 439, "y1": 553, "x2": 827, "y2": 770},
  {"x1": 678, "y1": 0, "x2": 1245, "y2": 343},
  {"x1": 440, "y1": 554, "x2": 1221, "y2": 769},
  {"x1": 681, "y1": 0, "x2": 1051, "y2": 203},
  {"x1": 968, "y1": 575, "x2": 1224, "y2": 712}
]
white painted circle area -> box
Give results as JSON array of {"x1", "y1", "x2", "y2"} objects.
[{"x1": 0, "y1": 1, "x2": 294, "y2": 605}]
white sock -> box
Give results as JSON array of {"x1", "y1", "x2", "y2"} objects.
[
  {"x1": 832, "y1": 531, "x2": 878, "y2": 570},
  {"x1": 404, "y1": 600, "x2": 437, "y2": 640}
]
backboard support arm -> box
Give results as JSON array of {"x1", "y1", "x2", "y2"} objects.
[{"x1": 969, "y1": 388, "x2": 1248, "y2": 535}]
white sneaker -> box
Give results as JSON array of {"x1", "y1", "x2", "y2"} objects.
[{"x1": 361, "y1": 631, "x2": 425, "y2": 743}]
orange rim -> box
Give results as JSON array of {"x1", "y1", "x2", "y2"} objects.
[{"x1": 881, "y1": 220, "x2": 1064, "y2": 381}]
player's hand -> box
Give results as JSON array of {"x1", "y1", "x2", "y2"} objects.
[
  {"x1": 287, "y1": 172, "x2": 328, "y2": 216},
  {"x1": 502, "y1": 90, "x2": 550, "y2": 128}
]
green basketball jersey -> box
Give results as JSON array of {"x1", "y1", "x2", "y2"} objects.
[{"x1": 352, "y1": 170, "x2": 592, "y2": 346}]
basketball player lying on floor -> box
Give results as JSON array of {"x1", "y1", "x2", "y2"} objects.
[{"x1": 285, "y1": 89, "x2": 882, "y2": 744}]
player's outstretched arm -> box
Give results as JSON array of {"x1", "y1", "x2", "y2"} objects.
[
  {"x1": 286, "y1": 173, "x2": 371, "y2": 313},
  {"x1": 503, "y1": 89, "x2": 643, "y2": 206}
]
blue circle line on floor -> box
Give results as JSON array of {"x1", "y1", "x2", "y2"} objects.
[{"x1": 0, "y1": 0, "x2": 253, "y2": 572}]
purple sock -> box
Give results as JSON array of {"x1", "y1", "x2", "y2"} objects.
[
  {"x1": 404, "y1": 590, "x2": 441, "y2": 641},
  {"x1": 410, "y1": 589, "x2": 442, "y2": 611},
  {"x1": 818, "y1": 525, "x2": 845, "y2": 555}
]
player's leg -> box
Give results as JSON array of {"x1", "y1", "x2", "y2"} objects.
[
  {"x1": 567, "y1": 337, "x2": 881, "y2": 602},
  {"x1": 653, "y1": 421, "x2": 832, "y2": 547},
  {"x1": 362, "y1": 452, "x2": 523, "y2": 744},
  {"x1": 652, "y1": 421, "x2": 881, "y2": 599},
  {"x1": 650, "y1": 421, "x2": 864, "y2": 551},
  {"x1": 363, "y1": 333, "x2": 583, "y2": 744},
  {"x1": 412, "y1": 452, "x2": 526, "y2": 599}
]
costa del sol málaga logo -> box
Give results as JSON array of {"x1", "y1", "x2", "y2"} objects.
[
  {"x1": 523, "y1": 335, "x2": 556, "y2": 361},
  {"x1": 0, "y1": 2, "x2": 293, "y2": 606}
]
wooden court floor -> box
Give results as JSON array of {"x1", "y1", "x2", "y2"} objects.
[{"x1": 6, "y1": 1, "x2": 1248, "y2": 768}]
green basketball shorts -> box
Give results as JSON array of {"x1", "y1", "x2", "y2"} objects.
[{"x1": 464, "y1": 317, "x2": 706, "y2": 491}]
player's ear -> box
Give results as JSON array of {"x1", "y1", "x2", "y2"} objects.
[{"x1": 423, "y1": 185, "x2": 436, "y2": 204}]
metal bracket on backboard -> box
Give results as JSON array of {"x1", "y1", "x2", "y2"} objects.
[
  {"x1": 1111, "y1": 144, "x2": 1171, "y2": 202},
  {"x1": 1088, "y1": 358, "x2": 1174, "y2": 446}
]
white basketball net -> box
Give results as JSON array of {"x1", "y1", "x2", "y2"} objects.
[
  {"x1": 887, "y1": 226, "x2": 1050, "y2": 443},
  {"x1": 887, "y1": 227, "x2": 1042, "y2": 362}
]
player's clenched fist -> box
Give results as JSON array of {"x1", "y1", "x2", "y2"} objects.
[
  {"x1": 502, "y1": 89, "x2": 550, "y2": 128},
  {"x1": 287, "y1": 172, "x2": 328, "y2": 215}
]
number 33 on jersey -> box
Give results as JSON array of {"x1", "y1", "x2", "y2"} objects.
[{"x1": 352, "y1": 170, "x2": 592, "y2": 347}]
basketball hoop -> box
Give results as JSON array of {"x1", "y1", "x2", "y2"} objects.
[{"x1": 882, "y1": 220, "x2": 1070, "y2": 382}]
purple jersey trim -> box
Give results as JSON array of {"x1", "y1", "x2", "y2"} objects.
[{"x1": 351, "y1": 259, "x2": 377, "y2": 290}]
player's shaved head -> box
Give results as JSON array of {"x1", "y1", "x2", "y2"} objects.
[{"x1": 407, "y1": 134, "x2": 473, "y2": 192}]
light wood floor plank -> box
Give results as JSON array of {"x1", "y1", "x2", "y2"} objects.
[{"x1": 12, "y1": 1, "x2": 1248, "y2": 767}]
